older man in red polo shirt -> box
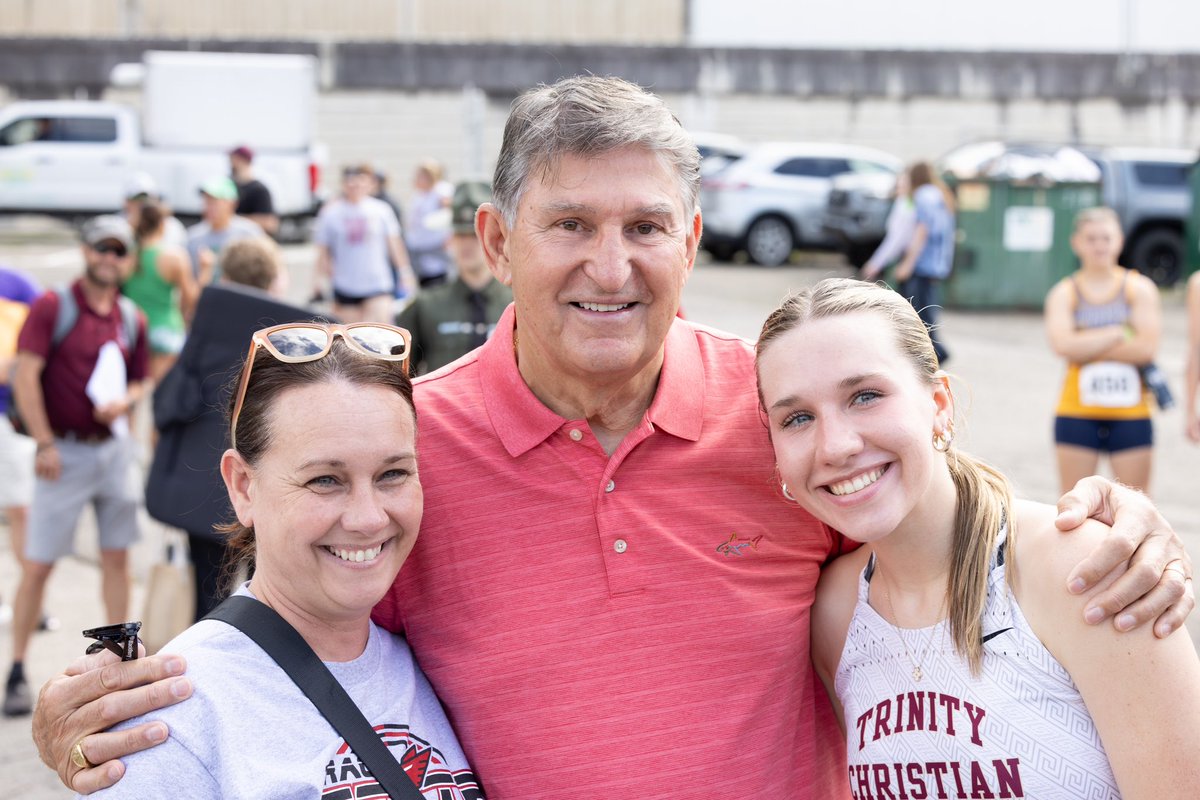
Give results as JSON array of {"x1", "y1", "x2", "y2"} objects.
[{"x1": 36, "y1": 78, "x2": 1192, "y2": 797}]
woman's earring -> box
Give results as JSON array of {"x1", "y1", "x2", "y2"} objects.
[
  {"x1": 781, "y1": 482, "x2": 797, "y2": 502},
  {"x1": 932, "y1": 428, "x2": 953, "y2": 452}
]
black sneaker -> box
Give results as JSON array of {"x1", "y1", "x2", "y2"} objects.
[
  {"x1": 37, "y1": 613, "x2": 60, "y2": 633},
  {"x1": 2, "y1": 677, "x2": 31, "y2": 717}
]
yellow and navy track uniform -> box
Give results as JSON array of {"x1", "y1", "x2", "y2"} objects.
[{"x1": 1054, "y1": 270, "x2": 1152, "y2": 453}]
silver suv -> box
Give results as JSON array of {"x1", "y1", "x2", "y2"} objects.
[{"x1": 699, "y1": 142, "x2": 902, "y2": 266}]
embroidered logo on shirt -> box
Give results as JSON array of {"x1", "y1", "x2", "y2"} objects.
[{"x1": 716, "y1": 533, "x2": 764, "y2": 557}]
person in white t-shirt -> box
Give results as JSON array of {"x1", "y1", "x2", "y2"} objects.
[{"x1": 316, "y1": 165, "x2": 418, "y2": 323}]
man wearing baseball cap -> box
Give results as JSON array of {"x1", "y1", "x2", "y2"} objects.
[
  {"x1": 4, "y1": 216, "x2": 149, "y2": 717},
  {"x1": 228, "y1": 146, "x2": 278, "y2": 236},
  {"x1": 396, "y1": 180, "x2": 512, "y2": 374},
  {"x1": 186, "y1": 176, "x2": 265, "y2": 286}
]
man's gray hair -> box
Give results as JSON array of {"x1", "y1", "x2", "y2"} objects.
[{"x1": 492, "y1": 76, "x2": 701, "y2": 226}]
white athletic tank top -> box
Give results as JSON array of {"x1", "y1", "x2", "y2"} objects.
[{"x1": 835, "y1": 529, "x2": 1122, "y2": 799}]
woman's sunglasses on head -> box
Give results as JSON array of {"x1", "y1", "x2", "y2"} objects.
[{"x1": 230, "y1": 322, "x2": 412, "y2": 449}]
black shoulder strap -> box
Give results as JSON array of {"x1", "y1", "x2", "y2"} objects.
[{"x1": 205, "y1": 596, "x2": 425, "y2": 800}]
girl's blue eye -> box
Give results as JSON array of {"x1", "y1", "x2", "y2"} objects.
[
  {"x1": 308, "y1": 475, "x2": 338, "y2": 488},
  {"x1": 853, "y1": 390, "x2": 883, "y2": 405},
  {"x1": 781, "y1": 411, "x2": 813, "y2": 429}
]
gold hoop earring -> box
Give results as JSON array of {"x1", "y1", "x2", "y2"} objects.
[
  {"x1": 932, "y1": 428, "x2": 953, "y2": 452},
  {"x1": 781, "y1": 482, "x2": 798, "y2": 503}
]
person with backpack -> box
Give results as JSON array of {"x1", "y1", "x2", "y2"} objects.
[{"x1": 4, "y1": 216, "x2": 149, "y2": 718}]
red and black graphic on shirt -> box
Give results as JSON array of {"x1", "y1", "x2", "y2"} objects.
[{"x1": 322, "y1": 723, "x2": 484, "y2": 799}]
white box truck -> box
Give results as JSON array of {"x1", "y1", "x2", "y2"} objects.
[{"x1": 0, "y1": 50, "x2": 325, "y2": 235}]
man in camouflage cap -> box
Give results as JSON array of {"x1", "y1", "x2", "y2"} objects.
[{"x1": 396, "y1": 180, "x2": 512, "y2": 374}]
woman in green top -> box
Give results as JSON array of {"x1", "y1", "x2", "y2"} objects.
[{"x1": 123, "y1": 200, "x2": 198, "y2": 381}]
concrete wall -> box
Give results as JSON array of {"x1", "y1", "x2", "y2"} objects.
[
  {"x1": 5, "y1": 40, "x2": 1199, "y2": 202},
  {"x1": 6, "y1": 39, "x2": 1200, "y2": 101},
  {"x1": 0, "y1": 0, "x2": 686, "y2": 44}
]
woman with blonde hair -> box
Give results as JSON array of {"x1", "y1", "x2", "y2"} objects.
[
  {"x1": 405, "y1": 159, "x2": 453, "y2": 288},
  {"x1": 756, "y1": 277, "x2": 1199, "y2": 799},
  {"x1": 891, "y1": 161, "x2": 955, "y2": 364},
  {"x1": 1045, "y1": 206, "x2": 1162, "y2": 493}
]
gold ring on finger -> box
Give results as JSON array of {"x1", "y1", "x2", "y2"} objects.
[{"x1": 70, "y1": 739, "x2": 96, "y2": 770}]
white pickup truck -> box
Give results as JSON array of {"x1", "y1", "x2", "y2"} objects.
[{"x1": 0, "y1": 50, "x2": 325, "y2": 234}]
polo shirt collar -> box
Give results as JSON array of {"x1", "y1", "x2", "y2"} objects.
[
  {"x1": 647, "y1": 316, "x2": 704, "y2": 442},
  {"x1": 480, "y1": 306, "x2": 705, "y2": 458}
]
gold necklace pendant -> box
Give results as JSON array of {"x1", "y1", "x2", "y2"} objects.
[{"x1": 877, "y1": 564, "x2": 940, "y2": 685}]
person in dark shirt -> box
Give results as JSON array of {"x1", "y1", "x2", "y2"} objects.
[
  {"x1": 396, "y1": 181, "x2": 512, "y2": 374},
  {"x1": 228, "y1": 146, "x2": 278, "y2": 236}
]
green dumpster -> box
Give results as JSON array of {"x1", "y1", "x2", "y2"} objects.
[
  {"x1": 1185, "y1": 160, "x2": 1200, "y2": 281},
  {"x1": 945, "y1": 179, "x2": 1102, "y2": 309}
]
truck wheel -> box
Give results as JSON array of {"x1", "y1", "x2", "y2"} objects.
[
  {"x1": 1128, "y1": 228, "x2": 1183, "y2": 287},
  {"x1": 746, "y1": 216, "x2": 794, "y2": 267}
]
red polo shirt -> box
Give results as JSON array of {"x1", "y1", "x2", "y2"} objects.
[
  {"x1": 374, "y1": 305, "x2": 849, "y2": 798},
  {"x1": 17, "y1": 281, "x2": 148, "y2": 438}
]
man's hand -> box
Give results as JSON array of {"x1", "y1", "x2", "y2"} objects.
[
  {"x1": 93, "y1": 400, "x2": 130, "y2": 427},
  {"x1": 1056, "y1": 475, "x2": 1194, "y2": 638},
  {"x1": 34, "y1": 443, "x2": 61, "y2": 481},
  {"x1": 33, "y1": 649, "x2": 191, "y2": 794},
  {"x1": 196, "y1": 247, "x2": 216, "y2": 286}
]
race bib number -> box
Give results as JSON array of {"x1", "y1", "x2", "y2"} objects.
[{"x1": 1079, "y1": 362, "x2": 1141, "y2": 408}]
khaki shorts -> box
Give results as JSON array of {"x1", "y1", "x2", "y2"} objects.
[{"x1": 26, "y1": 436, "x2": 140, "y2": 563}]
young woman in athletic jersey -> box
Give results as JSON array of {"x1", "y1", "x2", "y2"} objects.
[
  {"x1": 1044, "y1": 207, "x2": 1162, "y2": 494},
  {"x1": 756, "y1": 278, "x2": 1199, "y2": 799}
]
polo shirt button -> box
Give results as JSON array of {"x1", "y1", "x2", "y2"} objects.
[
  {"x1": 605, "y1": 479, "x2": 615, "y2": 493},
  {"x1": 568, "y1": 429, "x2": 583, "y2": 442},
  {"x1": 614, "y1": 539, "x2": 628, "y2": 554}
]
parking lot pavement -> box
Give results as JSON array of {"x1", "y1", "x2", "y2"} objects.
[
  {"x1": 0, "y1": 520, "x2": 156, "y2": 798},
  {"x1": 0, "y1": 235, "x2": 1195, "y2": 795}
]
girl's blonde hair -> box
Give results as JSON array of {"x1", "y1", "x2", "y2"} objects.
[
  {"x1": 1072, "y1": 206, "x2": 1121, "y2": 234},
  {"x1": 756, "y1": 277, "x2": 1012, "y2": 674}
]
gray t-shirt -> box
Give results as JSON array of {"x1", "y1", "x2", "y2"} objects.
[
  {"x1": 315, "y1": 196, "x2": 401, "y2": 297},
  {"x1": 186, "y1": 216, "x2": 265, "y2": 282},
  {"x1": 87, "y1": 586, "x2": 484, "y2": 799}
]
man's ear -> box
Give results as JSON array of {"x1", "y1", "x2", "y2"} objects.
[
  {"x1": 220, "y1": 449, "x2": 256, "y2": 528},
  {"x1": 476, "y1": 203, "x2": 513, "y2": 286},
  {"x1": 684, "y1": 210, "x2": 703, "y2": 276}
]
